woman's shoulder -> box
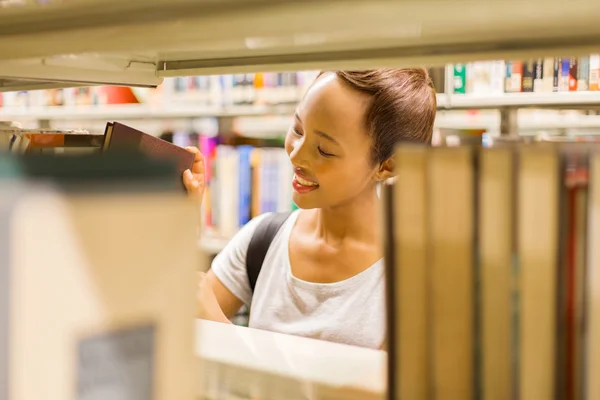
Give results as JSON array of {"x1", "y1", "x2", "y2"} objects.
[{"x1": 228, "y1": 209, "x2": 300, "y2": 248}]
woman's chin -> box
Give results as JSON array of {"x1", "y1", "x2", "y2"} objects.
[{"x1": 291, "y1": 192, "x2": 319, "y2": 210}]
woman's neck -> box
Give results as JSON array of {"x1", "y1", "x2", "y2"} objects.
[{"x1": 308, "y1": 186, "x2": 381, "y2": 246}]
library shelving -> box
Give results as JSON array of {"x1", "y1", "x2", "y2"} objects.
[
  {"x1": 0, "y1": 103, "x2": 297, "y2": 121},
  {"x1": 3, "y1": 1, "x2": 600, "y2": 400}
]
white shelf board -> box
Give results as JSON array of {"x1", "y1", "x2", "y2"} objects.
[
  {"x1": 2, "y1": 0, "x2": 600, "y2": 88},
  {"x1": 196, "y1": 319, "x2": 386, "y2": 399},
  {"x1": 446, "y1": 92, "x2": 600, "y2": 109},
  {"x1": 0, "y1": 104, "x2": 297, "y2": 121},
  {"x1": 3, "y1": 93, "x2": 600, "y2": 125}
]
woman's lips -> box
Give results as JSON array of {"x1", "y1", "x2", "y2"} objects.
[{"x1": 292, "y1": 171, "x2": 319, "y2": 194}]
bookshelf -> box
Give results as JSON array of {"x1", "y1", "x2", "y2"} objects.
[{"x1": 4, "y1": 1, "x2": 600, "y2": 399}]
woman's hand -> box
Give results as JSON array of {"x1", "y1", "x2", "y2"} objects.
[
  {"x1": 197, "y1": 271, "x2": 233, "y2": 324},
  {"x1": 183, "y1": 146, "x2": 206, "y2": 203}
]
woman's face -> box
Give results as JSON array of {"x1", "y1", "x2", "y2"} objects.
[{"x1": 284, "y1": 73, "x2": 379, "y2": 210}]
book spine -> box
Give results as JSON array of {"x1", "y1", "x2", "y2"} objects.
[
  {"x1": 533, "y1": 58, "x2": 544, "y2": 92},
  {"x1": 589, "y1": 54, "x2": 600, "y2": 91},
  {"x1": 250, "y1": 148, "x2": 262, "y2": 218},
  {"x1": 521, "y1": 60, "x2": 535, "y2": 92},
  {"x1": 466, "y1": 63, "x2": 474, "y2": 94},
  {"x1": 561, "y1": 57, "x2": 570, "y2": 91},
  {"x1": 210, "y1": 155, "x2": 219, "y2": 230},
  {"x1": 453, "y1": 64, "x2": 467, "y2": 94},
  {"x1": 512, "y1": 61, "x2": 523, "y2": 92},
  {"x1": 569, "y1": 57, "x2": 578, "y2": 91},
  {"x1": 505, "y1": 61, "x2": 513, "y2": 93},
  {"x1": 238, "y1": 146, "x2": 253, "y2": 226},
  {"x1": 578, "y1": 56, "x2": 589, "y2": 91},
  {"x1": 543, "y1": 57, "x2": 554, "y2": 92},
  {"x1": 490, "y1": 60, "x2": 506, "y2": 94},
  {"x1": 554, "y1": 57, "x2": 561, "y2": 92}
]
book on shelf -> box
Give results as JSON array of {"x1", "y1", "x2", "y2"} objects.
[
  {"x1": 102, "y1": 121, "x2": 195, "y2": 190},
  {"x1": 0, "y1": 71, "x2": 320, "y2": 110},
  {"x1": 1, "y1": 127, "x2": 101, "y2": 154},
  {"x1": 0, "y1": 154, "x2": 198, "y2": 400},
  {"x1": 199, "y1": 137, "x2": 294, "y2": 239},
  {"x1": 385, "y1": 141, "x2": 600, "y2": 400},
  {"x1": 453, "y1": 54, "x2": 600, "y2": 95},
  {"x1": 1, "y1": 122, "x2": 196, "y2": 191}
]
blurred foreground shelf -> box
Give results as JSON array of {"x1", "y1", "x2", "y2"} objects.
[
  {"x1": 2, "y1": 0, "x2": 600, "y2": 90},
  {"x1": 195, "y1": 319, "x2": 386, "y2": 400}
]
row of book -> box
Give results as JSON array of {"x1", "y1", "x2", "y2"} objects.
[
  {"x1": 453, "y1": 55, "x2": 600, "y2": 94},
  {"x1": 386, "y1": 141, "x2": 600, "y2": 400},
  {"x1": 0, "y1": 86, "x2": 142, "y2": 108},
  {"x1": 167, "y1": 72, "x2": 319, "y2": 106},
  {"x1": 0, "y1": 72, "x2": 321, "y2": 109},
  {"x1": 199, "y1": 137, "x2": 294, "y2": 239}
]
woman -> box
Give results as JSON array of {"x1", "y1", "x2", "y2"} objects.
[{"x1": 183, "y1": 69, "x2": 436, "y2": 349}]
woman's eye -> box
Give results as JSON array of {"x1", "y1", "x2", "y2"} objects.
[
  {"x1": 318, "y1": 147, "x2": 335, "y2": 157},
  {"x1": 292, "y1": 128, "x2": 303, "y2": 136}
]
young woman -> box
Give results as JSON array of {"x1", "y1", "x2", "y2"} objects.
[{"x1": 183, "y1": 69, "x2": 436, "y2": 349}]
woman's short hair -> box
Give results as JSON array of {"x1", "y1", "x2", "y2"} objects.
[{"x1": 322, "y1": 68, "x2": 437, "y2": 165}]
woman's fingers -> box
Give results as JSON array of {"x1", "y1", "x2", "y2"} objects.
[{"x1": 183, "y1": 146, "x2": 206, "y2": 199}]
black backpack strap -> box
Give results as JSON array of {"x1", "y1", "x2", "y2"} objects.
[{"x1": 246, "y1": 211, "x2": 293, "y2": 293}]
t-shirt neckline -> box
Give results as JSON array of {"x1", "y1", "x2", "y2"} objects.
[{"x1": 282, "y1": 210, "x2": 384, "y2": 291}]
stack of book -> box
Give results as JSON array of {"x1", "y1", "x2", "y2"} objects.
[{"x1": 386, "y1": 141, "x2": 600, "y2": 399}]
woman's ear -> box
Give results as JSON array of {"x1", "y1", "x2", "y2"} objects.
[{"x1": 374, "y1": 157, "x2": 395, "y2": 182}]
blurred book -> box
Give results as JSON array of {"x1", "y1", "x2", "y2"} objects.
[
  {"x1": 0, "y1": 128, "x2": 99, "y2": 155},
  {"x1": 386, "y1": 141, "x2": 600, "y2": 400},
  {"x1": 0, "y1": 153, "x2": 198, "y2": 400},
  {"x1": 102, "y1": 122, "x2": 196, "y2": 191},
  {"x1": 451, "y1": 54, "x2": 600, "y2": 94},
  {"x1": 205, "y1": 144, "x2": 293, "y2": 239}
]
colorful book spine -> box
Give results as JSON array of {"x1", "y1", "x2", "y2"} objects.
[
  {"x1": 511, "y1": 62, "x2": 523, "y2": 92},
  {"x1": 569, "y1": 57, "x2": 579, "y2": 91},
  {"x1": 522, "y1": 60, "x2": 535, "y2": 93},
  {"x1": 238, "y1": 145, "x2": 253, "y2": 226},
  {"x1": 505, "y1": 61, "x2": 513, "y2": 93},
  {"x1": 199, "y1": 135, "x2": 218, "y2": 228},
  {"x1": 561, "y1": 57, "x2": 571, "y2": 91},
  {"x1": 453, "y1": 64, "x2": 467, "y2": 94}
]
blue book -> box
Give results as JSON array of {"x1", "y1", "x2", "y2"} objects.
[
  {"x1": 237, "y1": 145, "x2": 253, "y2": 227},
  {"x1": 561, "y1": 57, "x2": 570, "y2": 91}
]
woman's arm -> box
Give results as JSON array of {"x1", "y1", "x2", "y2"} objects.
[{"x1": 197, "y1": 270, "x2": 244, "y2": 323}]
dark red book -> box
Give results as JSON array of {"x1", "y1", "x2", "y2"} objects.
[{"x1": 102, "y1": 122, "x2": 195, "y2": 189}]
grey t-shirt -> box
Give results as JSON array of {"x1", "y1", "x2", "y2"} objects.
[{"x1": 211, "y1": 210, "x2": 386, "y2": 349}]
